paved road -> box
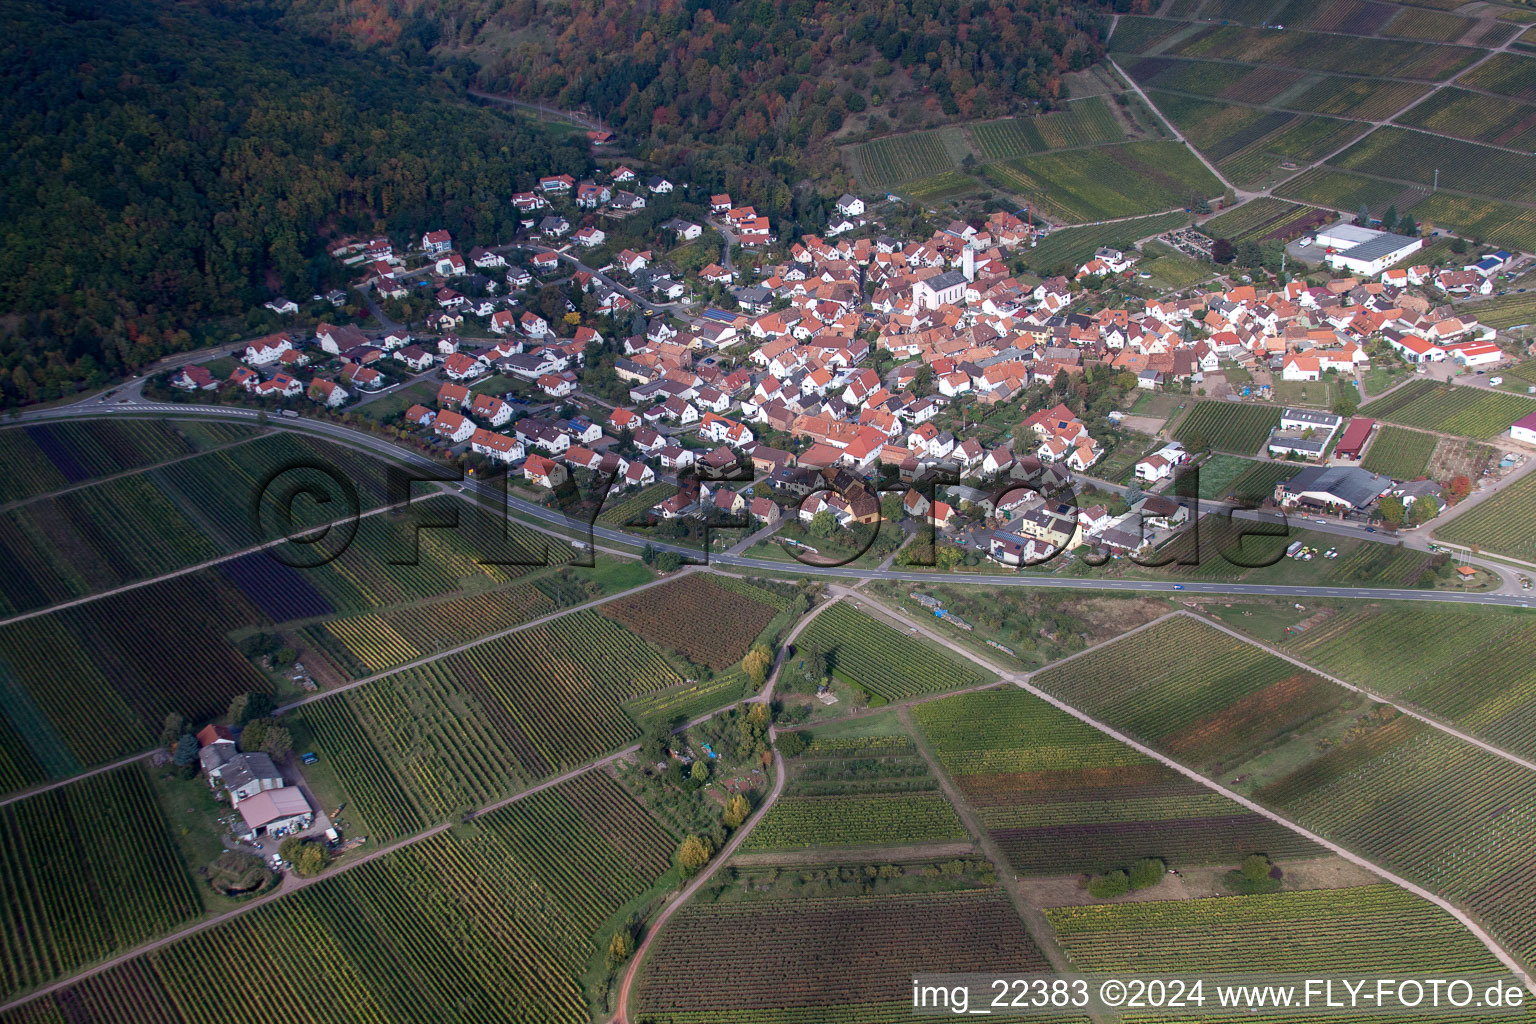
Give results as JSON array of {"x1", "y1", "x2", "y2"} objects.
[{"x1": 14, "y1": 401, "x2": 1536, "y2": 611}]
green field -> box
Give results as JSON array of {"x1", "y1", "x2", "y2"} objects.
[
  {"x1": 1202, "y1": 197, "x2": 1313, "y2": 242},
  {"x1": 1139, "y1": 242, "x2": 1210, "y2": 288},
  {"x1": 1257, "y1": 714, "x2": 1536, "y2": 968},
  {"x1": 1457, "y1": 51, "x2": 1536, "y2": 104},
  {"x1": 1172, "y1": 400, "x2": 1282, "y2": 454},
  {"x1": 1411, "y1": 193, "x2": 1536, "y2": 255},
  {"x1": 4, "y1": 770, "x2": 677, "y2": 1024},
  {"x1": 983, "y1": 141, "x2": 1222, "y2": 223},
  {"x1": 0, "y1": 420, "x2": 260, "y2": 505},
  {"x1": 1360, "y1": 424, "x2": 1438, "y2": 479},
  {"x1": 1276, "y1": 166, "x2": 1422, "y2": 218},
  {"x1": 1166, "y1": 24, "x2": 1480, "y2": 80},
  {"x1": 1456, "y1": 290, "x2": 1536, "y2": 329},
  {"x1": 1050, "y1": 885, "x2": 1512, "y2": 981},
  {"x1": 1031, "y1": 616, "x2": 1346, "y2": 769},
  {"x1": 1434, "y1": 468, "x2": 1536, "y2": 563},
  {"x1": 1195, "y1": 455, "x2": 1296, "y2": 503},
  {"x1": 0, "y1": 764, "x2": 202, "y2": 1001},
  {"x1": 1285, "y1": 76, "x2": 1431, "y2": 120},
  {"x1": 913, "y1": 687, "x2": 1321, "y2": 874},
  {"x1": 1023, "y1": 211, "x2": 1191, "y2": 273},
  {"x1": 844, "y1": 130, "x2": 954, "y2": 189},
  {"x1": 1360, "y1": 379, "x2": 1536, "y2": 438},
  {"x1": 792, "y1": 602, "x2": 992, "y2": 705},
  {"x1": 1331, "y1": 127, "x2": 1536, "y2": 206},
  {"x1": 1397, "y1": 87, "x2": 1536, "y2": 151},
  {"x1": 292, "y1": 610, "x2": 683, "y2": 839},
  {"x1": 969, "y1": 96, "x2": 1125, "y2": 160},
  {"x1": 1287, "y1": 604, "x2": 1536, "y2": 760}
]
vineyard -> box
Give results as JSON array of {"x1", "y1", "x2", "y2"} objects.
[
  {"x1": 633, "y1": 889, "x2": 1054, "y2": 1022},
  {"x1": 1256, "y1": 716, "x2": 1536, "y2": 968},
  {"x1": 1457, "y1": 51, "x2": 1536, "y2": 104},
  {"x1": 742, "y1": 792, "x2": 967, "y2": 850},
  {"x1": 1331, "y1": 127, "x2": 1536, "y2": 206},
  {"x1": 1173, "y1": 401, "x2": 1282, "y2": 453},
  {"x1": 983, "y1": 141, "x2": 1222, "y2": 223},
  {"x1": 1285, "y1": 605, "x2": 1536, "y2": 760},
  {"x1": 292, "y1": 611, "x2": 682, "y2": 837},
  {"x1": 793, "y1": 602, "x2": 991, "y2": 704},
  {"x1": 1411, "y1": 193, "x2": 1536, "y2": 255},
  {"x1": 1276, "y1": 166, "x2": 1422, "y2": 219},
  {"x1": 598, "y1": 574, "x2": 778, "y2": 671},
  {"x1": 0, "y1": 569, "x2": 272, "y2": 781},
  {"x1": 1360, "y1": 424, "x2": 1438, "y2": 479},
  {"x1": 1436, "y1": 468, "x2": 1536, "y2": 564},
  {"x1": 1168, "y1": 25, "x2": 1479, "y2": 80},
  {"x1": 1023, "y1": 212, "x2": 1190, "y2": 274},
  {"x1": 1049, "y1": 885, "x2": 1509, "y2": 979},
  {"x1": 1360, "y1": 379, "x2": 1536, "y2": 438},
  {"x1": 0, "y1": 764, "x2": 201, "y2": 1001},
  {"x1": 3, "y1": 771, "x2": 677, "y2": 1024},
  {"x1": 598, "y1": 482, "x2": 673, "y2": 527},
  {"x1": 969, "y1": 97, "x2": 1125, "y2": 160},
  {"x1": 1031, "y1": 616, "x2": 1347, "y2": 769},
  {"x1": 1195, "y1": 455, "x2": 1296, "y2": 504},
  {"x1": 1456, "y1": 289, "x2": 1536, "y2": 329},
  {"x1": 0, "y1": 433, "x2": 395, "y2": 617},
  {"x1": 843, "y1": 129, "x2": 954, "y2": 190},
  {"x1": 1109, "y1": 15, "x2": 1189, "y2": 52},
  {"x1": 0, "y1": 420, "x2": 259, "y2": 505},
  {"x1": 1398, "y1": 87, "x2": 1536, "y2": 152},
  {"x1": 1286, "y1": 77, "x2": 1431, "y2": 120},
  {"x1": 1382, "y1": 6, "x2": 1475, "y2": 42},
  {"x1": 1201, "y1": 198, "x2": 1315, "y2": 244},
  {"x1": 912, "y1": 688, "x2": 1320, "y2": 874}
]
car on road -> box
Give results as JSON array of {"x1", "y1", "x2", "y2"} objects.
[
  {"x1": 1364, "y1": 526, "x2": 1376, "y2": 533},
  {"x1": 1173, "y1": 584, "x2": 1185, "y2": 590}
]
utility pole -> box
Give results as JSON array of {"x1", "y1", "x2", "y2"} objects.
[{"x1": 1433, "y1": 168, "x2": 1439, "y2": 194}]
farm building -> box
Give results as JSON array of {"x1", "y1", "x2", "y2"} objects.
[
  {"x1": 1511, "y1": 411, "x2": 1536, "y2": 446},
  {"x1": 1317, "y1": 226, "x2": 1423, "y2": 277},
  {"x1": 1274, "y1": 466, "x2": 1392, "y2": 512},
  {"x1": 236, "y1": 788, "x2": 314, "y2": 841},
  {"x1": 1334, "y1": 417, "x2": 1375, "y2": 461},
  {"x1": 1268, "y1": 408, "x2": 1341, "y2": 460}
]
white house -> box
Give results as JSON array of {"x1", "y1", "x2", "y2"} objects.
[
  {"x1": 835, "y1": 194, "x2": 866, "y2": 218},
  {"x1": 1511, "y1": 411, "x2": 1536, "y2": 446}
]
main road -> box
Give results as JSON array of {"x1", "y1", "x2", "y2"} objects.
[{"x1": 15, "y1": 399, "x2": 1536, "y2": 610}]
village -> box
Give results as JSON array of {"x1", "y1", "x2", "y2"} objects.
[{"x1": 155, "y1": 160, "x2": 1536, "y2": 575}]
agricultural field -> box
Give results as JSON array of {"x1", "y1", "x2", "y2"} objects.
[
  {"x1": 1109, "y1": 15, "x2": 1193, "y2": 53},
  {"x1": 1256, "y1": 714, "x2": 1536, "y2": 967},
  {"x1": 968, "y1": 96, "x2": 1124, "y2": 161},
  {"x1": 1360, "y1": 379, "x2": 1536, "y2": 438},
  {"x1": 291, "y1": 610, "x2": 683, "y2": 838},
  {"x1": 0, "y1": 420, "x2": 261, "y2": 505},
  {"x1": 1411, "y1": 194, "x2": 1536, "y2": 256},
  {"x1": 1202, "y1": 197, "x2": 1311, "y2": 242},
  {"x1": 597, "y1": 482, "x2": 674, "y2": 527},
  {"x1": 634, "y1": 889, "x2": 1059, "y2": 1024},
  {"x1": 1283, "y1": 76, "x2": 1431, "y2": 120},
  {"x1": 1050, "y1": 885, "x2": 1512, "y2": 981},
  {"x1": 1434, "y1": 467, "x2": 1536, "y2": 562},
  {"x1": 0, "y1": 763, "x2": 201, "y2": 1001},
  {"x1": 1456, "y1": 288, "x2": 1536, "y2": 329},
  {"x1": 1286, "y1": 604, "x2": 1536, "y2": 760},
  {"x1": 1194, "y1": 455, "x2": 1295, "y2": 504},
  {"x1": 984, "y1": 141, "x2": 1221, "y2": 223},
  {"x1": 1360, "y1": 424, "x2": 1438, "y2": 479},
  {"x1": 1457, "y1": 51, "x2": 1536, "y2": 104},
  {"x1": 0, "y1": 432, "x2": 395, "y2": 617},
  {"x1": 1275, "y1": 166, "x2": 1423, "y2": 218},
  {"x1": 1030, "y1": 616, "x2": 1348, "y2": 770},
  {"x1": 843, "y1": 129, "x2": 954, "y2": 190},
  {"x1": 1331, "y1": 127, "x2": 1536, "y2": 206},
  {"x1": 598, "y1": 574, "x2": 778, "y2": 671},
  {"x1": 1172, "y1": 400, "x2": 1282, "y2": 453},
  {"x1": 1397, "y1": 87, "x2": 1536, "y2": 152},
  {"x1": 1130, "y1": 59, "x2": 1294, "y2": 101},
  {"x1": 1381, "y1": 6, "x2": 1475, "y2": 41},
  {"x1": 1138, "y1": 242, "x2": 1210, "y2": 289},
  {"x1": 896, "y1": 170, "x2": 981, "y2": 202},
  {"x1": 912, "y1": 688, "x2": 1321, "y2": 875},
  {"x1": 792, "y1": 602, "x2": 991, "y2": 705},
  {"x1": 1165, "y1": 25, "x2": 1480, "y2": 80},
  {"x1": 745, "y1": 721, "x2": 967, "y2": 851},
  {"x1": 2, "y1": 770, "x2": 677, "y2": 1024},
  {"x1": 0, "y1": 569, "x2": 274, "y2": 782},
  {"x1": 1023, "y1": 211, "x2": 1191, "y2": 273}
]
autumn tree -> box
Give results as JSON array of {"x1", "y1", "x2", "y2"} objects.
[
  {"x1": 677, "y1": 835, "x2": 713, "y2": 876},
  {"x1": 723, "y1": 793, "x2": 751, "y2": 829},
  {"x1": 742, "y1": 644, "x2": 774, "y2": 688},
  {"x1": 607, "y1": 929, "x2": 634, "y2": 965},
  {"x1": 1447, "y1": 476, "x2": 1472, "y2": 501}
]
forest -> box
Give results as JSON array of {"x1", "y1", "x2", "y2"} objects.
[{"x1": 0, "y1": 0, "x2": 587, "y2": 405}]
